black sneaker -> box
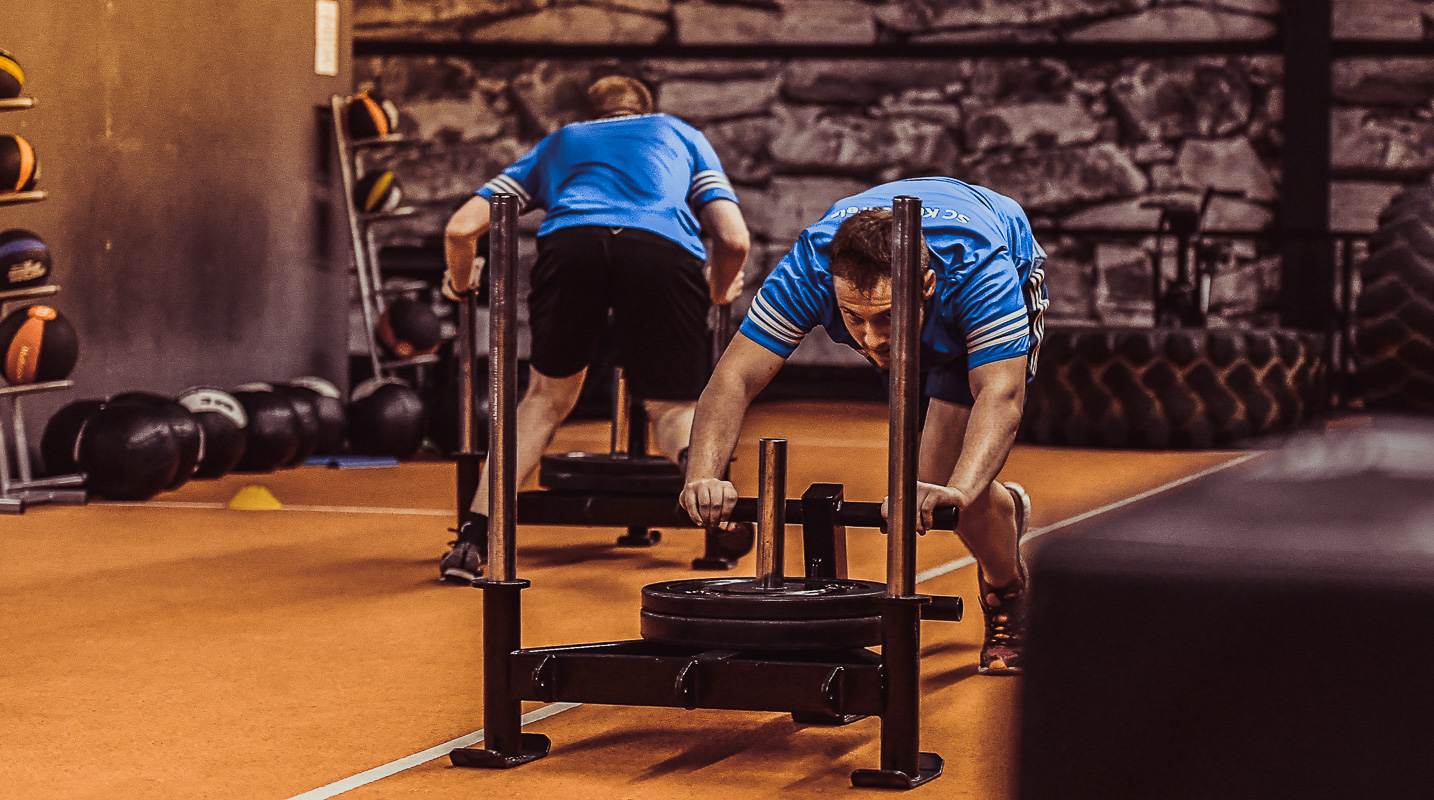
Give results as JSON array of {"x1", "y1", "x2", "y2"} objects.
[
  {"x1": 439, "y1": 540, "x2": 485, "y2": 584},
  {"x1": 977, "y1": 482, "x2": 1031, "y2": 676}
]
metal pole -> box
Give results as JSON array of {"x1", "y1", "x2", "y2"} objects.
[
  {"x1": 755, "y1": 437, "x2": 787, "y2": 589},
  {"x1": 487, "y1": 194, "x2": 519, "y2": 582},
  {"x1": 455, "y1": 292, "x2": 483, "y2": 524},
  {"x1": 887, "y1": 196, "x2": 922, "y2": 597},
  {"x1": 610, "y1": 367, "x2": 631, "y2": 455},
  {"x1": 330, "y1": 95, "x2": 386, "y2": 380}
]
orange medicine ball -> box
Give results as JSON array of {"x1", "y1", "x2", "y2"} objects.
[
  {"x1": 0, "y1": 304, "x2": 79, "y2": 384},
  {"x1": 0, "y1": 134, "x2": 38, "y2": 193}
]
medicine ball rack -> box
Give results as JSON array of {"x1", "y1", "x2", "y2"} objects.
[
  {"x1": 0, "y1": 97, "x2": 86, "y2": 513},
  {"x1": 452, "y1": 195, "x2": 955, "y2": 789},
  {"x1": 326, "y1": 94, "x2": 440, "y2": 382}
]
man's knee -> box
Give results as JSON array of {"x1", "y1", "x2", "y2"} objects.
[{"x1": 522, "y1": 368, "x2": 587, "y2": 417}]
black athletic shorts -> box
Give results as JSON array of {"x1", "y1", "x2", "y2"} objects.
[{"x1": 528, "y1": 225, "x2": 711, "y2": 401}]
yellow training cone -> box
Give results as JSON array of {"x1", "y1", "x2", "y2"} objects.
[{"x1": 227, "y1": 484, "x2": 283, "y2": 511}]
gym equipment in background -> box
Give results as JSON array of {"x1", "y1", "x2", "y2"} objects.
[
  {"x1": 177, "y1": 387, "x2": 248, "y2": 478},
  {"x1": 108, "y1": 392, "x2": 204, "y2": 491},
  {"x1": 285, "y1": 377, "x2": 346, "y2": 455},
  {"x1": 230, "y1": 385, "x2": 302, "y2": 472},
  {"x1": 0, "y1": 50, "x2": 22, "y2": 100},
  {"x1": 0, "y1": 303, "x2": 77, "y2": 384},
  {"x1": 77, "y1": 402, "x2": 181, "y2": 501},
  {"x1": 1, "y1": 229, "x2": 51, "y2": 289},
  {"x1": 325, "y1": 93, "x2": 439, "y2": 391},
  {"x1": 0, "y1": 86, "x2": 84, "y2": 513},
  {"x1": 375, "y1": 296, "x2": 442, "y2": 359},
  {"x1": 0, "y1": 133, "x2": 37, "y2": 194},
  {"x1": 38, "y1": 397, "x2": 103, "y2": 476},
  {"x1": 344, "y1": 90, "x2": 398, "y2": 139},
  {"x1": 450, "y1": 194, "x2": 954, "y2": 789},
  {"x1": 346, "y1": 376, "x2": 425, "y2": 460},
  {"x1": 352, "y1": 170, "x2": 402, "y2": 215},
  {"x1": 267, "y1": 385, "x2": 320, "y2": 467}
]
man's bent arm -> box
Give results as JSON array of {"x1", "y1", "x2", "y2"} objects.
[
  {"x1": 699, "y1": 199, "x2": 750, "y2": 305},
  {"x1": 444, "y1": 195, "x2": 492, "y2": 293},
  {"x1": 944, "y1": 357, "x2": 1027, "y2": 502},
  {"x1": 686, "y1": 333, "x2": 786, "y2": 482}
]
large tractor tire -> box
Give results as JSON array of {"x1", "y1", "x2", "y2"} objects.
[
  {"x1": 1354, "y1": 186, "x2": 1434, "y2": 412},
  {"x1": 1021, "y1": 325, "x2": 1327, "y2": 449}
]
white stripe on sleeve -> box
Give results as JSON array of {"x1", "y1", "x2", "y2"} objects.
[
  {"x1": 968, "y1": 327, "x2": 1029, "y2": 356},
  {"x1": 965, "y1": 308, "x2": 1025, "y2": 341},
  {"x1": 967, "y1": 317, "x2": 1028, "y2": 351},
  {"x1": 747, "y1": 295, "x2": 805, "y2": 347}
]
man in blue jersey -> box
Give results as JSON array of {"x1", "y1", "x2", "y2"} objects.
[
  {"x1": 680, "y1": 177, "x2": 1047, "y2": 674},
  {"x1": 439, "y1": 75, "x2": 750, "y2": 582}
]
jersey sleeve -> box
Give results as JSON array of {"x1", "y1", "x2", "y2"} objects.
[
  {"x1": 685, "y1": 131, "x2": 738, "y2": 209},
  {"x1": 738, "y1": 239, "x2": 825, "y2": 358},
  {"x1": 949, "y1": 252, "x2": 1031, "y2": 370},
  {"x1": 475, "y1": 138, "x2": 545, "y2": 212}
]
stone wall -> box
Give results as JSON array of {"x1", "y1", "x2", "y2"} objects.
[{"x1": 352, "y1": 0, "x2": 1434, "y2": 339}]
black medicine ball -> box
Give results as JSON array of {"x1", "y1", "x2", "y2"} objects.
[
  {"x1": 345, "y1": 90, "x2": 399, "y2": 139},
  {"x1": 347, "y1": 377, "x2": 427, "y2": 460},
  {"x1": 353, "y1": 171, "x2": 402, "y2": 214},
  {"x1": 177, "y1": 387, "x2": 248, "y2": 478},
  {"x1": 0, "y1": 304, "x2": 78, "y2": 384},
  {"x1": 78, "y1": 403, "x2": 182, "y2": 501},
  {"x1": 269, "y1": 385, "x2": 321, "y2": 468},
  {"x1": 109, "y1": 392, "x2": 205, "y2": 490},
  {"x1": 286, "y1": 376, "x2": 347, "y2": 455},
  {"x1": 40, "y1": 398, "x2": 104, "y2": 476},
  {"x1": 231, "y1": 384, "x2": 301, "y2": 472},
  {"x1": 0, "y1": 134, "x2": 38, "y2": 194},
  {"x1": 0, "y1": 50, "x2": 23, "y2": 100},
  {"x1": 376, "y1": 297, "x2": 443, "y2": 359},
  {"x1": 0, "y1": 229, "x2": 52, "y2": 290}
]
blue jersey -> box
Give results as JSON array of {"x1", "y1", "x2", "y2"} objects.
[
  {"x1": 741, "y1": 177, "x2": 1048, "y2": 404},
  {"x1": 476, "y1": 113, "x2": 738, "y2": 260}
]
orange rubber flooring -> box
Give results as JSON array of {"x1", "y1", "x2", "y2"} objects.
[{"x1": 1, "y1": 400, "x2": 1254, "y2": 799}]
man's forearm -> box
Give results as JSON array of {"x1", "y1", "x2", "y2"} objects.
[
  {"x1": 946, "y1": 394, "x2": 1021, "y2": 500},
  {"x1": 445, "y1": 234, "x2": 477, "y2": 288},
  {"x1": 685, "y1": 374, "x2": 751, "y2": 482}
]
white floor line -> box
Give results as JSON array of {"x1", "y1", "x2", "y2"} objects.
[
  {"x1": 282, "y1": 450, "x2": 1260, "y2": 799},
  {"x1": 284, "y1": 703, "x2": 580, "y2": 800},
  {"x1": 106, "y1": 500, "x2": 452, "y2": 517}
]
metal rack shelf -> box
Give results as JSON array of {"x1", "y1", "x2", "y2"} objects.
[
  {"x1": 0, "y1": 190, "x2": 47, "y2": 206},
  {"x1": 1, "y1": 94, "x2": 88, "y2": 513}
]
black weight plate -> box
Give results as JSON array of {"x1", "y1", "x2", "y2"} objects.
[
  {"x1": 539, "y1": 452, "x2": 684, "y2": 494},
  {"x1": 640, "y1": 610, "x2": 882, "y2": 650},
  {"x1": 642, "y1": 577, "x2": 886, "y2": 621}
]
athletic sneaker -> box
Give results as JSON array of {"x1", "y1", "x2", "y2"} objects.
[
  {"x1": 977, "y1": 481, "x2": 1031, "y2": 676},
  {"x1": 439, "y1": 539, "x2": 485, "y2": 584}
]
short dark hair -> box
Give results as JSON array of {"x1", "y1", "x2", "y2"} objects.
[
  {"x1": 585, "y1": 75, "x2": 653, "y2": 119},
  {"x1": 829, "y1": 208, "x2": 929, "y2": 294}
]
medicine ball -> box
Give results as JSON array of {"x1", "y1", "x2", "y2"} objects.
[
  {"x1": 109, "y1": 392, "x2": 205, "y2": 490},
  {"x1": 39, "y1": 398, "x2": 104, "y2": 476},
  {"x1": 286, "y1": 376, "x2": 346, "y2": 455},
  {"x1": 177, "y1": 387, "x2": 248, "y2": 478},
  {"x1": 353, "y1": 171, "x2": 401, "y2": 214},
  {"x1": 347, "y1": 377, "x2": 426, "y2": 460},
  {"x1": 376, "y1": 297, "x2": 442, "y2": 359},
  {"x1": 77, "y1": 403, "x2": 182, "y2": 501},
  {"x1": 0, "y1": 50, "x2": 23, "y2": 100},
  {"x1": 0, "y1": 229, "x2": 52, "y2": 290},
  {"x1": 268, "y1": 385, "x2": 320, "y2": 468},
  {"x1": 0, "y1": 304, "x2": 78, "y2": 384},
  {"x1": 0, "y1": 134, "x2": 38, "y2": 193},
  {"x1": 345, "y1": 90, "x2": 399, "y2": 139},
  {"x1": 231, "y1": 384, "x2": 301, "y2": 472}
]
